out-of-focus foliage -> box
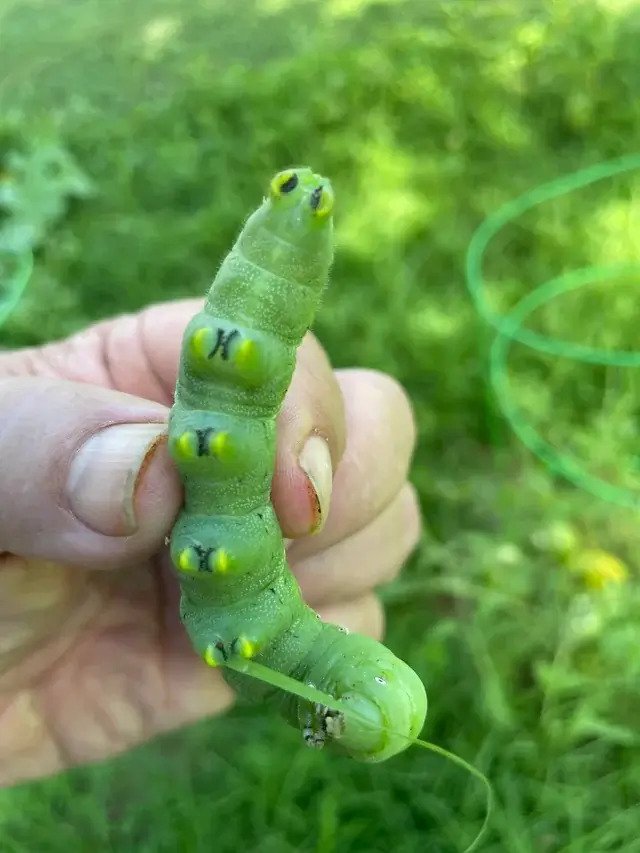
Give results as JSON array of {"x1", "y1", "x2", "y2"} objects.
[
  {"x1": 0, "y1": 130, "x2": 91, "y2": 321},
  {"x1": 1, "y1": 0, "x2": 640, "y2": 849},
  {"x1": 0, "y1": 138, "x2": 91, "y2": 253}
]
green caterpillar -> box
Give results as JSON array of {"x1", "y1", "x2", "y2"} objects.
[{"x1": 168, "y1": 167, "x2": 427, "y2": 761}]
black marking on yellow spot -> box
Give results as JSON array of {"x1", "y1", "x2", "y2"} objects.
[
  {"x1": 193, "y1": 543, "x2": 216, "y2": 572},
  {"x1": 280, "y1": 173, "x2": 299, "y2": 193},
  {"x1": 209, "y1": 328, "x2": 240, "y2": 360},
  {"x1": 195, "y1": 428, "x2": 214, "y2": 456},
  {"x1": 309, "y1": 186, "x2": 322, "y2": 211}
]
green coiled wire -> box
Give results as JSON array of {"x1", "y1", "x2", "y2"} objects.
[{"x1": 465, "y1": 154, "x2": 640, "y2": 509}]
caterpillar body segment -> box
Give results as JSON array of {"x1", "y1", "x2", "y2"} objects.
[{"x1": 169, "y1": 167, "x2": 427, "y2": 761}]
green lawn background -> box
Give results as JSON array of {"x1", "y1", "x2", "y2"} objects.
[{"x1": 2, "y1": 0, "x2": 640, "y2": 850}]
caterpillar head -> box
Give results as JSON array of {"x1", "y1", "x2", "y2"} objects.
[
  {"x1": 259, "y1": 167, "x2": 334, "y2": 258},
  {"x1": 337, "y1": 657, "x2": 427, "y2": 762},
  {"x1": 268, "y1": 167, "x2": 334, "y2": 221},
  {"x1": 237, "y1": 166, "x2": 334, "y2": 291}
]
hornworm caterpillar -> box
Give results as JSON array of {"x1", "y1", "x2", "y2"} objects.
[{"x1": 168, "y1": 167, "x2": 427, "y2": 761}]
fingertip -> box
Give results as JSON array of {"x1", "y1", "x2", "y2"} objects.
[
  {"x1": 338, "y1": 368, "x2": 417, "y2": 458},
  {"x1": 132, "y1": 434, "x2": 183, "y2": 553},
  {"x1": 272, "y1": 457, "x2": 322, "y2": 539},
  {"x1": 272, "y1": 334, "x2": 344, "y2": 538}
]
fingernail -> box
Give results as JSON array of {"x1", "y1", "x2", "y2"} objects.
[
  {"x1": 299, "y1": 434, "x2": 333, "y2": 534},
  {"x1": 67, "y1": 423, "x2": 167, "y2": 536}
]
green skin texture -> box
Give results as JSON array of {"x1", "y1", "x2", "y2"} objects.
[{"x1": 168, "y1": 168, "x2": 427, "y2": 761}]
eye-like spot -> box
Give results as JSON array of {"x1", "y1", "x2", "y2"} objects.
[
  {"x1": 280, "y1": 173, "x2": 299, "y2": 193},
  {"x1": 269, "y1": 170, "x2": 299, "y2": 200},
  {"x1": 374, "y1": 676, "x2": 387, "y2": 685}
]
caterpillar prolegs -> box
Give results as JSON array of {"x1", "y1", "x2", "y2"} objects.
[{"x1": 168, "y1": 168, "x2": 427, "y2": 762}]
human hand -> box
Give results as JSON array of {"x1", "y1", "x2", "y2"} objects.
[{"x1": 0, "y1": 300, "x2": 420, "y2": 786}]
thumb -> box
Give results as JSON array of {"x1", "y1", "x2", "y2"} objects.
[{"x1": 0, "y1": 377, "x2": 182, "y2": 568}]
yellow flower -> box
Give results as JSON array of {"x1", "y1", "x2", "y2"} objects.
[{"x1": 569, "y1": 549, "x2": 629, "y2": 591}]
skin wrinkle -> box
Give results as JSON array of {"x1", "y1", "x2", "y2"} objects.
[
  {"x1": 1, "y1": 347, "x2": 44, "y2": 378},
  {"x1": 137, "y1": 309, "x2": 175, "y2": 404},
  {"x1": 130, "y1": 300, "x2": 198, "y2": 390},
  {"x1": 104, "y1": 315, "x2": 139, "y2": 396},
  {"x1": 95, "y1": 326, "x2": 118, "y2": 390},
  {"x1": 87, "y1": 628, "x2": 158, "y2": 750},
  {"x1": 45, "y1": 333, "x2": 105, "y2": 385},
  {"x1": 35, "y1": 565, "x2": 159, "y2": 763},
  {"x1": 0, "y1": 689, "x2": 64, "y2": 783},
  {"x1": 0, "y1": 558, "x2": 106, "y2": 693}
]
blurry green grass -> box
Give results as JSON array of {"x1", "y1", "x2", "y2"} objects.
[{"x1": 2, "y1": 0, "x2": 640, "y2": 849}]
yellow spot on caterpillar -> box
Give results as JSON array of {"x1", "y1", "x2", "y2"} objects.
[
  {"x1": 190, "y1": 327, "x2": 212, "y2": 359},
  {"x1": 269, "y1": 169, "x2": 298, "y2": 199},
  {"x1": 177, "y1": 547, "x2": 197, "y2": 573},
  {"x1": 175, "y1": 431, "x2": 197, "y2": 458},
  {"x1": 236, "y1": 636, "x2": 257, "y2": 659},
  {"x1": 209, "y1": 430, "x2": 232, "y2": 459},
  {"x1": 312, "y1": 183, "x2": 334, "y2": 219},
  {"x1": 234, "y1": 339, "x2": 258, "y2": 372},
  {"x1": 203, "y1": 644, "x2": 220, "y2": 668},
  {"x1": 213, "y1": 549, "x2": 231, "y2": 574}
]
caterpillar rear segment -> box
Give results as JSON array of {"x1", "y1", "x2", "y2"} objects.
[{"x1": 168, "y1": 167, "x2": 427, "y2": 762}]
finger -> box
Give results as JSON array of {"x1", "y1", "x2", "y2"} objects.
[
  {"x1": 1, "y1": 301, "x2": 347, "y2": 539},
  {"x1": 316, "y1": 593, "x2": 385, "y2": 641},
  {"x1": 287, "y1": 369, "x2": 417, "y2": 563},
  {"x1": 0, "y1": 300, "x2": 202, "y2": 404},
  {"x1": 292, "y1": 483, "x2": 421, "y2": 607},
  {"x1": 271, "y1": 333, "x2": 346, "y2": 538},
  {"x1": 0, "y1": 377, "x2": 182, "y2": 569}
]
